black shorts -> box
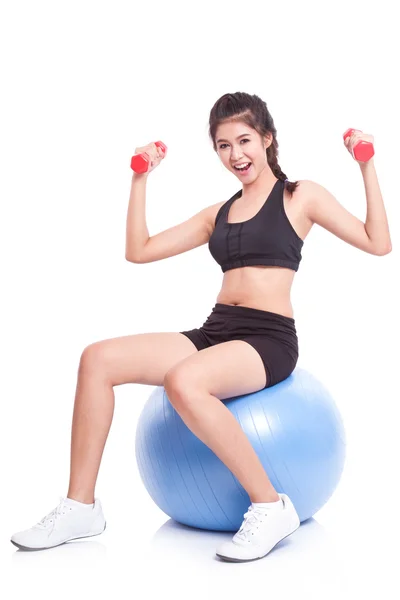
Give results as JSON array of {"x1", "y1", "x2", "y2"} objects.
[{"x1": 179, "y1": 303, "x2": 299, "y2": 388}]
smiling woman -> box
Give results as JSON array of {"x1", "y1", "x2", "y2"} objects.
[
  {"x1": 11, "y1": 90, "x2": 392, "y2": 564},
  {"x1": 219, "y1": 136, "x2": 254, "y2": 175},
  {"x1": 210, "y1": 93, "x2": 300, "y2": 197}
]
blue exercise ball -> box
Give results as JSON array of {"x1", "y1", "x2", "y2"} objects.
[{"x1": 135, "y1": 368, "x2": 346, "y2": 531}]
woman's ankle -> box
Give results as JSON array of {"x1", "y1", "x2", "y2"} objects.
[
  {"x1": 66, "y1": 491, "x2": 95, "y2": 504},
  {"x1": 249, "y1": 490, "x2": 280, "y2": 503}
]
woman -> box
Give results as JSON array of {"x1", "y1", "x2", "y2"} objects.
[{"x1": 11, "y1": 92, "x2": 392, "y2": 561}]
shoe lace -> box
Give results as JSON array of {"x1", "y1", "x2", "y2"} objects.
[
  {"x1": 235, "y1": 506, "x2": 268, "y2": 542},
  {"x1": 35, "y1": 497, "x2": 71, "y2": 531}
]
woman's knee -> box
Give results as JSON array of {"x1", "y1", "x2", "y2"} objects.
[
  {"x1": 164, "y1": 366, "x2": 198, "y2": 404},
  {"x1": 79, "y1": 340, "x2": 114, "y2": 378}
]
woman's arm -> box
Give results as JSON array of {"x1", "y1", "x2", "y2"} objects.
[
  {"x1": 303, "y1": 165, "x2": 392, "y2": 255},
  {"x1": 125, "y1": 173, "x2": 150, "y2": 261},
  {"x1": 125, "y1": 171, "x2": 223, "y2": 264},
  {"x1": 360, "y1": 160, "x2": 392, "y2": 253}
]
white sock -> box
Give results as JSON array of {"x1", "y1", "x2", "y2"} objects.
[
  {"x1": 252, "y1": 498, "x2": 283, "y2": 511},
  {"x1": 65, "y1": 496, "x2": 94, "y2": 508}
]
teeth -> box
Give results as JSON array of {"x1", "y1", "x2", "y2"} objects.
[{"x1": 234, "y1": 162, "x2": 250, "y2": 168}]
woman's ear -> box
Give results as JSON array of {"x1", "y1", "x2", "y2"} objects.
[{"x1": 263, "y1": 133, "x2": 273, "y2": 149}]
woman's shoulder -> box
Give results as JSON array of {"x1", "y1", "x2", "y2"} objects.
[{"x1": 289, "y1": 179, "x2": 313, "y2": 209}]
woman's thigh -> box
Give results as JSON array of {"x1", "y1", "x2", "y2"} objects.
[{"x1": 80, "y1": 332, "x2": 198, "y2": 387}]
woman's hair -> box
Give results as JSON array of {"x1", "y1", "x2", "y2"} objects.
[{"x1": 209, "y1": 92, "x2": 299, "y2": 196}]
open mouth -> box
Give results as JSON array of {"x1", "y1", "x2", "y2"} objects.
[{"x1": 234, "y1": 162, "x2": 252, "y2": 173}]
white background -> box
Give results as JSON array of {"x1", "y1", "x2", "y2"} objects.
[{"x1": 1, "y1": 0, "x2": 399, "y2": 597}]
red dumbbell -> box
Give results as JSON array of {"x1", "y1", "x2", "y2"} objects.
[
  {"x1": 343, "y1": 128, "x2": 374, "y2": 162},
  {"x1": 130, "y1": 141, "x2": 168, "y2": 174}
]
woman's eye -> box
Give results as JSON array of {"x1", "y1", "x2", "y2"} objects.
[{"x1": 219, "y1": 139, "x2": 249, "y2": 149}]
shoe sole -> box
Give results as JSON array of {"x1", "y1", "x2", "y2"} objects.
[
  {"x1": 216, "y1": 521, "x2": 300, "y2": 563},
  {"x1": 10, "y1": 522, "x2": 107, "y2": 551}
]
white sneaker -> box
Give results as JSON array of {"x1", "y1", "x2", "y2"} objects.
[
  {"x1": 10, "y1": 497, "x2": 106, "y2": 551},
  {"x1": 216, "y1": 493, "x2": 300, "y2": 562}
]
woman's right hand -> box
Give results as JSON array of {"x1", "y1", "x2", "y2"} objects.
[{"x1": 133, "y1": 142, "x2": 166, "y2": 175}]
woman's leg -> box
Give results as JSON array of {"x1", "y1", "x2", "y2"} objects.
[
  {"x1": 163, "y1": 339, "x2": 285, "y2": 503},
  {"x1": 67, "y1": 332, "x2": 198, "y2": 503}
]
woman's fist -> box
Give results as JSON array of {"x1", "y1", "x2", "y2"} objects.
[
  {"x1": 344, "y1": 129, "x2": 375, "y2": 163},
  {"x1": 133, "y1": 142, "x2": 166, "y2": 174}
]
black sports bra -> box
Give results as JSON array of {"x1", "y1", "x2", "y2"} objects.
[{"x1": 208, "y1": 179, "x2": 304, "y2": 273}]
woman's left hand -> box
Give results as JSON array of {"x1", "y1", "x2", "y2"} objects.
[{"x1": 344, "y1": 129, "x2": 375, "y2": 164}]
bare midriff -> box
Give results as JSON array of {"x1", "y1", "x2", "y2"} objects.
[
  {"x1": 213, "y1": 182, "x2": 313, "y2": 319},
  {"x1": 216, "y1": 266, "x2": 297, "y2": 318}
]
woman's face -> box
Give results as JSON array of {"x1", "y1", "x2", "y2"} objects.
[{"x1": 215, "y1": 121, "x2": 272, "y2": 181}]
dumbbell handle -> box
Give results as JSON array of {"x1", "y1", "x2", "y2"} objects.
[
  {"x1": 343, "y1": 128, "x2": 374, "y2": 162},
  {"x1": 130, "y1": 141, "x2": 168, "y2": 174}
]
